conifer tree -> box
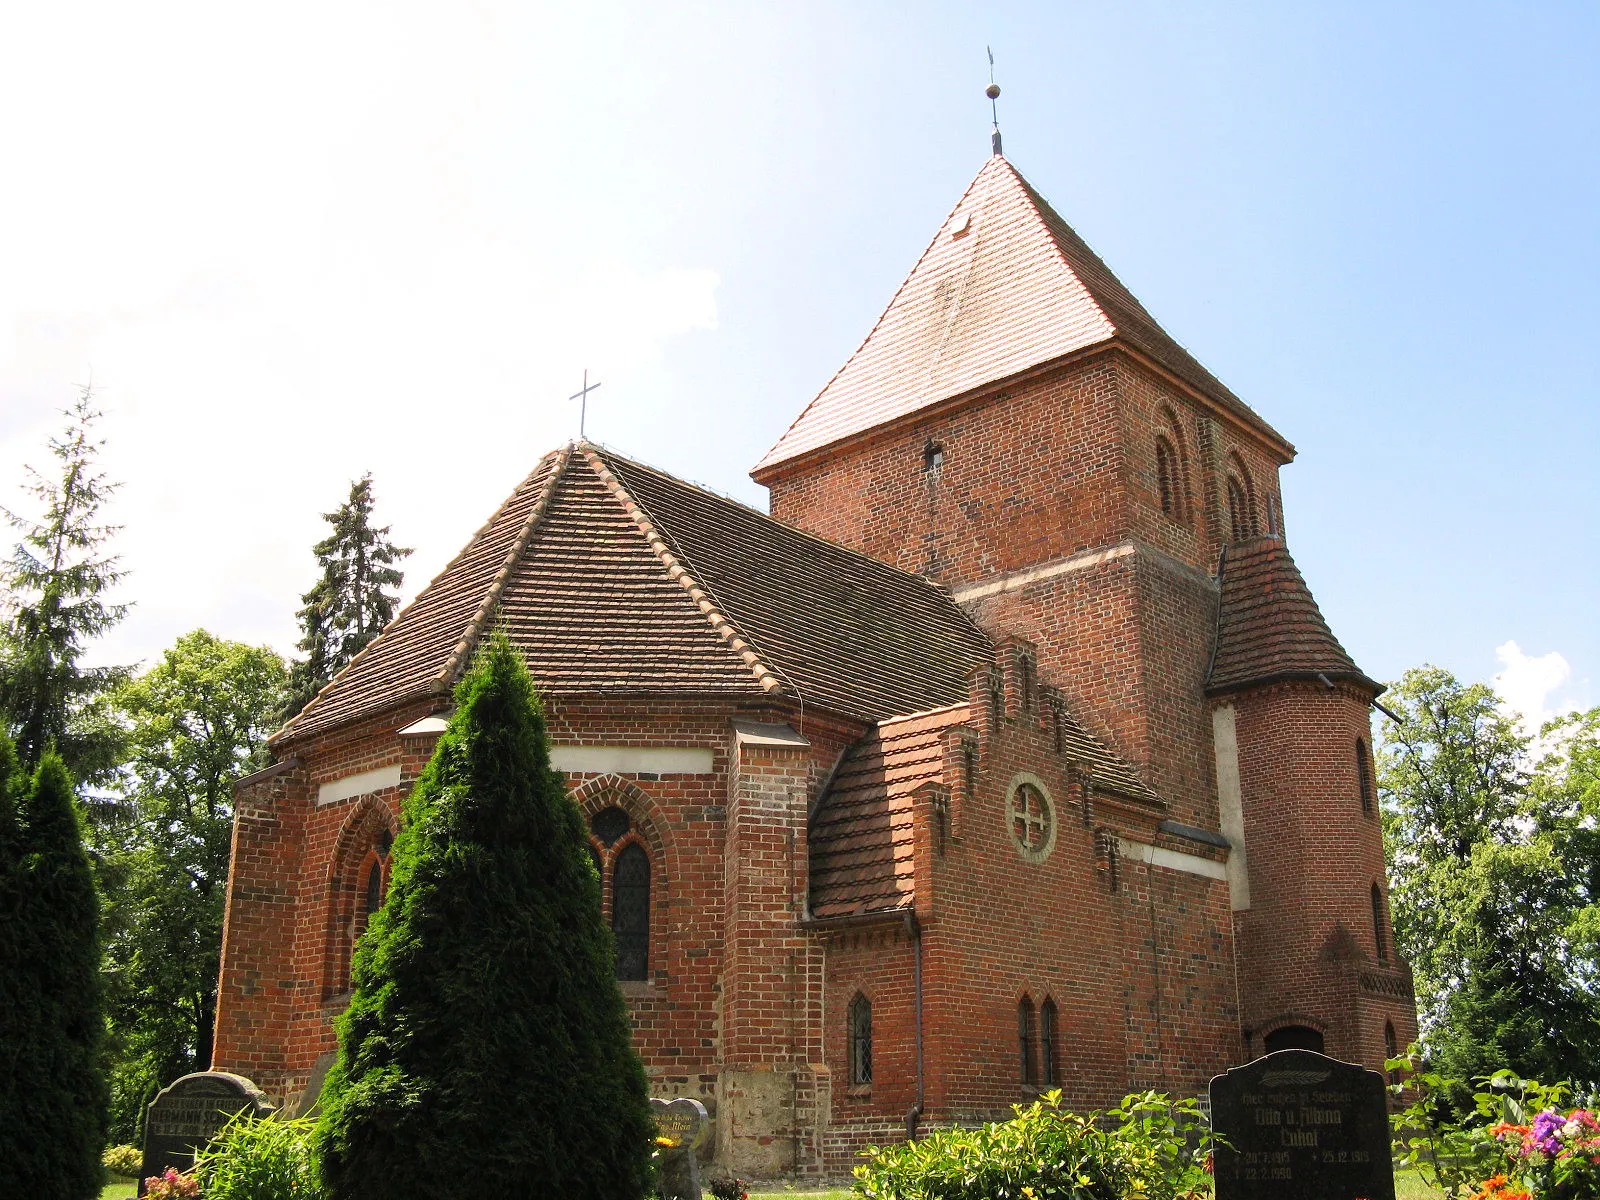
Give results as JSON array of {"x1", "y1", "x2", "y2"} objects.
[
  {"x1": 0, "y1": 386, "x2": 130, "y2": 783},
  {"x1": 0, "y1": 753, "x2": 109, "y2": 1198},
  {"x1": 315, "y1": 632, "x2": 653, "y2": 1200},
  {"x1": 284, "y1": 474, "x2": 410, "y2": 719}
]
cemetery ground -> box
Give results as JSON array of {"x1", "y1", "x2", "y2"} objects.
[{"x1": 98, "y1": 1173, "x2": 1450, "y2": 1199}]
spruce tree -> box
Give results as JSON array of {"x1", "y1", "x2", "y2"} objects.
[
  {"x1": 284, "y1": 474, "x2": 410, "y2": 719},
  {"x1": 1, "y1": 752, "x2": 109, "y2": 1198},
  {"x1": 0, "y1": 385, "x2": 130, "y2": 783},
  {"x1": 315, "y1": 632, "x2": 653, "y2": 1200}
]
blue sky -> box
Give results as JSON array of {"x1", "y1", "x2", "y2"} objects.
[{"x1": 1, "y1": 1, "x2": 1593, "y2": 726}]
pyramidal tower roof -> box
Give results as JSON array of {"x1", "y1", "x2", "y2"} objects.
[{"x1": 754, "y1": 154, "x2": 1289, "y2": 478}]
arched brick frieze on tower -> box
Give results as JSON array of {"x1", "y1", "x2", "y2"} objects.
[
  {"x1": 322, "y1": 795, "x2": 399, "y2": 999},
  {"x1": 1224, "y1": 452, "x2": 1259, "y2": 543},
  {"x1": 570, "y1": 773, "x2": 673, "y2": 986},
  {"x1": 1154, "y1": 404, "x2": 1195, "y2": 526}
]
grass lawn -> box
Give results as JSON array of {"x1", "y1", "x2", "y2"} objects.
[
  {"x1": 749, "y1": 1190, "x2": 853, "y2": 1199},
  {"x1": 101, "y1": 1181, "x2": 137, "y2": 1200}
]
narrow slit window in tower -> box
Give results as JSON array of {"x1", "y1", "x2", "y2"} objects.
[
  {"x1": 849, "y1": 993, "x2": 873, "y2": 1085},
  {"x1": 1371, "y1": 882, "x2": 1387, "y2": 962}
]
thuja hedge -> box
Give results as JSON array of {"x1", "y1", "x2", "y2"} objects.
[
  {"x1": 314, "y1": 632, "x2": 654, "y2": 1200},
  {"x1": 0, "y1": 739, "x2": 109, "y2": 1200}
]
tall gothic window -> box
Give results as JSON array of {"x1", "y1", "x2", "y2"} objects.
[
  {"x1": 1357, "y1": 737, "x2": 1374, "y2": 814},
  {"x1": 1039, "y1": 997, "x2": 1059, "y2": 1086},
  {"x1": 1226, "y1": 477, "x2": 1252, "y2": 542},
  {"x1": 849, "y1": 993, "x2": 873, "y2": 1085},
  {"x1": 1018, "y1": 996, "x2": 1037, "y2": 1085},
  {"x1": 1371, "y1": 883, "x2": 1388, "y2": 962},
  {"x1": 1155, "y1": 436, "x2": 1179, "y2": 517},
  {"x1": 612, "y1": 843, "x2": 651, "y2": 981}
]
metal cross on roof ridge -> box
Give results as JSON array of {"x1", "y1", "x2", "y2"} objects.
[{"x1": 568, "y1": 369, "x2": 602, "y2": 439}]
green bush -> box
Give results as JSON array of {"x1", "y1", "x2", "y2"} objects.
[
  {"x1": 194, "y1": 1112, "x2": 319, "y2": 1200},
  {"x1": 102, "y1": 1143, "x2": 143, "y2": 1178},
  {"x1": 852, "y1": 1090, "x2": 1215, "y2": 1200},
  {"x1": 314, "y1": 632, "x2": 654, "y2": 1200}
]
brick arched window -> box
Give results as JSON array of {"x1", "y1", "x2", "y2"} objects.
[
  {"x1": 1357, "y1": 737, "x2": 1374, "y2": 814},
  {"x1": 848, "y1": 993, "x2": 873, "y2": 1085},
  {"x1": 1018, "y1": 995, "x2": 1037, "y2": 1084},
  {"x1": 1039, "y1": 997, "x2": 1059, "y2": 1085},
  {"x1": 1371, "y1": 883, "x2": 1388, "y2": 962},
  {"x1": 1155, "y1": 436, "x2": 1179, "y2": 517},
  {"x1": 612, "y1": 843, "x2": 651, "y2": 982}
]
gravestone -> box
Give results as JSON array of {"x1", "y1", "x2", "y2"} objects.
[
  {"x1": 1210, "y1": 1049, "x2": 1394, "y2": 1200},
  {"x1": 651, "y1": 1096, "x2": 709, "y2": 1200},
  {"x1": 138, "y1": 1071, "x2": 274, "y2": 1194}
]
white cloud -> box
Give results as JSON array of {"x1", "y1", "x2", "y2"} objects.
[
  {"x1": 1493, "y1": 640, "x2": 1579, "y2": 741},
  {"x1": 0, "y1": 2, "x2": 721, "y2": 670}
]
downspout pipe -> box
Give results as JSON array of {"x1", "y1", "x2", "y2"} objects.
[{"x1": 905, "y1": 909, "x2": 925, "y2": 1138}]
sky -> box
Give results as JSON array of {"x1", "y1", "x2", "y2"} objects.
[{"x1": 1, "y1": 1, "x2": 1594, "y2": 735}]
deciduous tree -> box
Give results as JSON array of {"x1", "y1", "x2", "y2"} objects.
[
  {"x1": 1379, "y1": 666, "x2": 1600, "y2": 1096},
  {"x1": 97, "y1": 630, "x2": 287, "y2": 1142}
]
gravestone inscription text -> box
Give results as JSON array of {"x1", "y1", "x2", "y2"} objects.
[
  {"x1": 1210, "y1": 1049, "x2": 1394, "y2": 1200},
  {"x1": 138, "y1": 1072, "x2": 274, "y2": 1194}
]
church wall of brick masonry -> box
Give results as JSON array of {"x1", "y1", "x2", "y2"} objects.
[{"x1": 214, "y1": 148, "x2": 1417, "y2": 1179}]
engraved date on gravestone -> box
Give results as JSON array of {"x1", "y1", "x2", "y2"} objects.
[
  {"x1": 138, "y1": 1072, "x2": 273, "y2": 1195},
  {"x1": 1209, "y1": 1050, "x2": 1394, "y2": 1200}
]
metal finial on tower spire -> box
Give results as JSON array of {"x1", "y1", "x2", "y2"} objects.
[{"x1": 986, "y1": 46, "x2": 1002, "y2": 156}]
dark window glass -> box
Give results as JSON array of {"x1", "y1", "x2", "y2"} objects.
[
  {"x1": 1385, "y1": 1021, "x2": 1398, "y2": 1060},
  {"x1": 1357, "y1": 738, "x2": 1374, "y2": 813},
  {"x1": 591, "y1": 806, "x2": 630, "y2": 847},
  {"x1": 849, "y1": 993, "x2": 873, "y2": 1085},
  {"x1": 1372, "y1": 883, "x2": 1387, "y2": 961},
  {"x1": 1019, "y1": 996, "x2": 1037, "y2": 1084},
  {"x1": 613, "y1": 844, "x2": 650, "y2": 981},
  {"x1": 923, "y1": 442, "x2": 944, "y2": 475},
  {"x1": 1264, "y1": 1024, "x2": 1324, "y2": 1054},
  {"x1": 1040, "y1": 998, "x2": 1058, "y2": 1085},
  {"x1": 362, "y1": 860, "x2": 383, "y2": 920},
  {"x1": 1155, "y1": 437, "x2": 1177, "y2": 516}
]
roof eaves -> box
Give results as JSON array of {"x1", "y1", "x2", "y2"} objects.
[{"x1": 580, "y1": 444, "x2": 787, "y2": 698}]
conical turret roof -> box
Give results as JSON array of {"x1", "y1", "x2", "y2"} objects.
[
  {"x1": 755, "y1": 155, "x2": 1289, "y2": 478},
  {"x1": 1207, "y1": 536, "x2": 1378, "y2": 696}
]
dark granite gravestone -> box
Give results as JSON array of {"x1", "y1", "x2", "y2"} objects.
[
  {"x1": 1210, "y1": 1050, "x2": 1394, "y2": 1200},
  {"x1": 138, "y1": 1072, "x2": 274, "y2": 1194},
  {"x1": 651, "y1": 1096, "x2": 710, "y2": 1200}
]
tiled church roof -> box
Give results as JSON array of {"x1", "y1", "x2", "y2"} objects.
[
  {"x1": 276, "y1": 444, "x2": 994, "y2": 742},
  {"x1": 1206, "y1": 536, "x2": 1379, "y2": 696},
  {"x1": 809, "y1": 705, "x2": 961, "y2": 918},
  {"x1": 808, "y1": 695, "x2": 1161, "y2": 920},
  {"x1": 754, "y1": 154, "x2": 1290, "y2": 478}
]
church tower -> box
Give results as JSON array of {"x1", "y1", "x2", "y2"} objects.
[{"x1": 752, "y1": 148, "x2": 1416, "y2": 1070}]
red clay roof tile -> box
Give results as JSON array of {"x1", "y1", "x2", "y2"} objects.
[
  {"x1": 755, "y1": 155, "x2": 1289, "y2": 478},
  {"x1": 1206, "y1": 536, "x2": 1378, "y2": 696}
]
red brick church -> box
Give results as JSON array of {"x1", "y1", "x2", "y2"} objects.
[{"x1": 214, "y1": 147, "x2": 1417, "y2": 1177}]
